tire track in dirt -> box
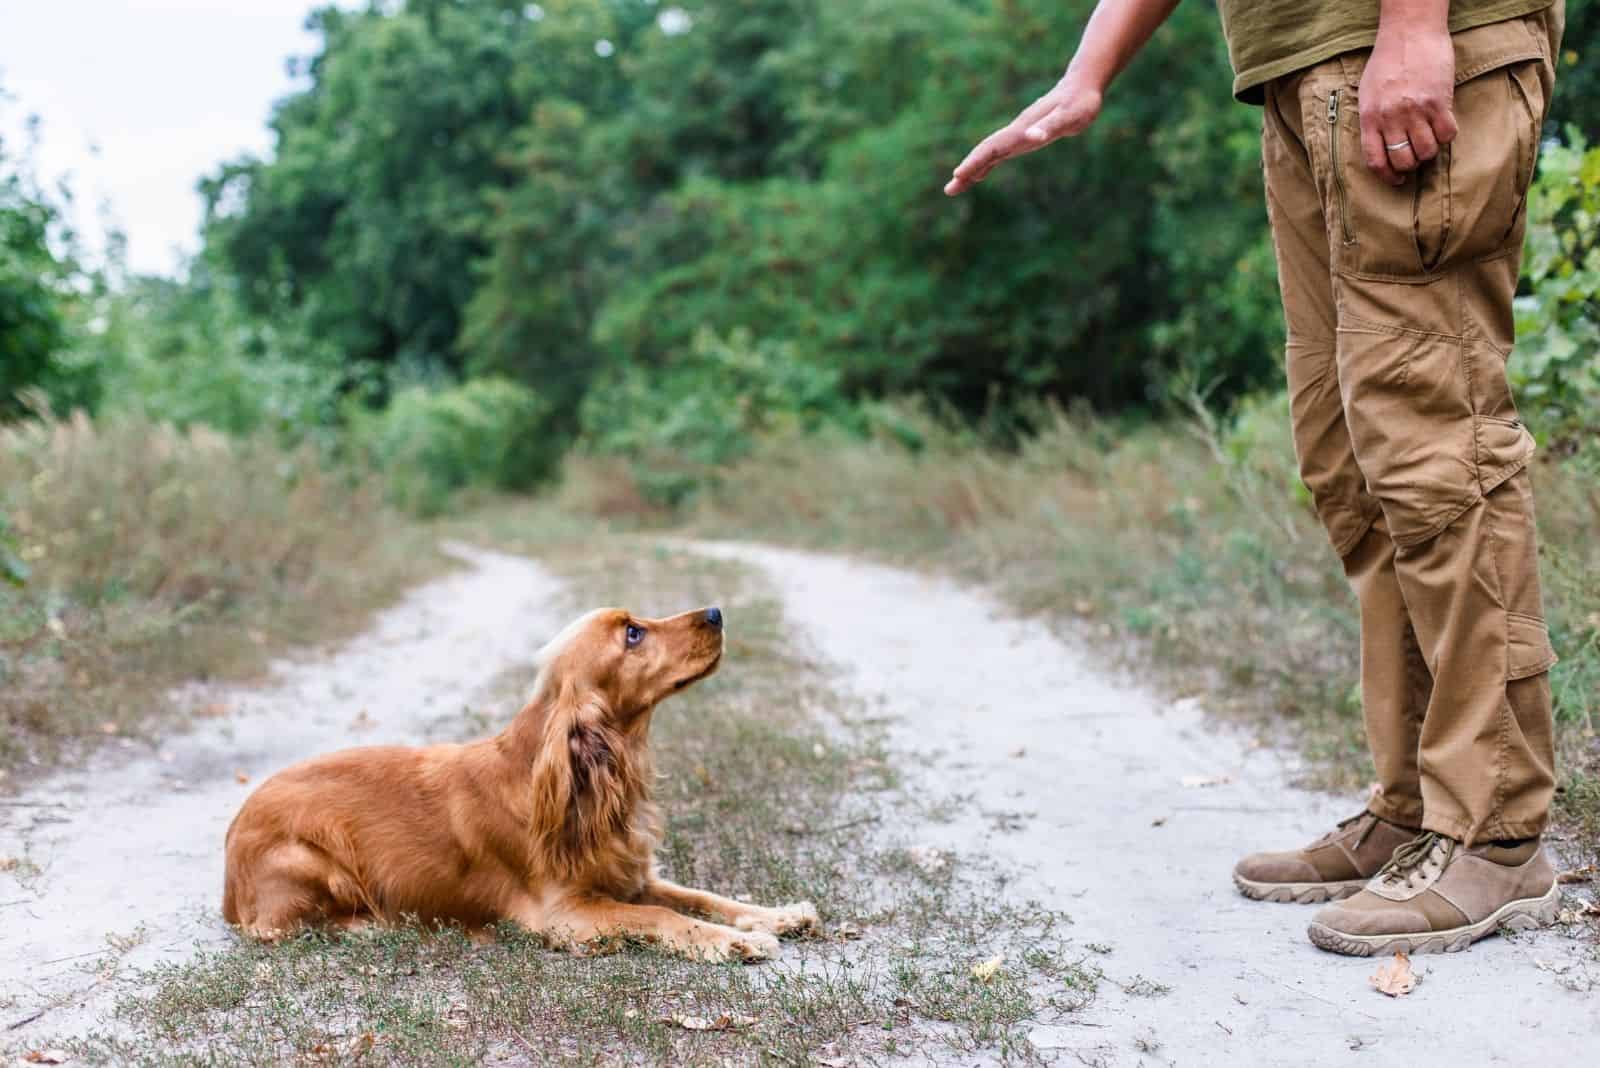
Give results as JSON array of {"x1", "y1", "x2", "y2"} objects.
[
  {"x1": 0, "y1": 543, "x2": 564, "y2": 1049},
  {"x1": 693, "y1": 540, "x2": 1599, "y2": 1066}
]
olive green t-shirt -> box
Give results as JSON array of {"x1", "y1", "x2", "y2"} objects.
[{"x1": 1218, "y1": 0, "x2": 1555, "y2": 102}]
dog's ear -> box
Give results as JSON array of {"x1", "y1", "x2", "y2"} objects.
[{"x1": 529, "y1": 680, "x2": 630, "y2": 876}]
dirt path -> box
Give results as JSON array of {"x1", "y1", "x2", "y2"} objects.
[
  {"x1": 0, "y1": 544, "x2": 563, "y2": 1047},
  {"x1": 694, "y1": 541, "x2": 1599, "y2": 1066},
  {"x1": 3, "y1": 538, "x2": 1595, "y2": 1063}
]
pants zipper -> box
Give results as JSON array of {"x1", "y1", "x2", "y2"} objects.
[{"x1": 1328, "y1": 89, "x2": 1355, "y2": 246}]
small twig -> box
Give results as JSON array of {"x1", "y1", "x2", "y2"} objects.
[
  {"x1": 0, "y1": 801, "x2": 69, "y2": 809},
  {"x1": 783, "y1": 815, "x2": 879, "y2": 836},
  {"x1": 4, "y1": 1007, "x2": 48, "y2": 1031},
  {"x1": 0, "y1": 898, "x2": 34, "y2": 908},
  {"x1": 39, "y1": 948, "x2": 108, "y2": 966}
]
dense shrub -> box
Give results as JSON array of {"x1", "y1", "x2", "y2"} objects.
[
  {"x1": 350, "y1": 377, "x2": 553, "y2": 516},
  {"x1": 1516, "y1": 132, "x2": 1600, "y2": 446}
]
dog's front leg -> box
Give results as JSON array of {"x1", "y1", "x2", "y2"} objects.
[
  {"x1": 531, "y1": 896, "x2": 781, "y2": 963},
  {"x1": 640, "y1": 878, "x2": 818, "y2": 938}
]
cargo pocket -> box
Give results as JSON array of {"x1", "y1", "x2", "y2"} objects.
[
  {"x1": 1474, "y1": 415, "x2": 1535, "y2": 494},
  {"x1": 1507, "y1": 612, "x2": 1558, "y2": 680}
]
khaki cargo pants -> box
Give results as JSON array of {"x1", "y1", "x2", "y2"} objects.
[{"x1": 1261, "y1": 7, "x2": 1562, "y2": 845}]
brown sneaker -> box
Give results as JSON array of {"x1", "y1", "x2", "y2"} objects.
[
  {"x1": 1233, "y1": 811, "x2": 1419, "y2": 904},
  {"x1": 1306, "y1": 832, "x2": 1561, "y2": 956}
]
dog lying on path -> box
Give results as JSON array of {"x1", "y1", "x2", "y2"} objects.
[{"x1": 222, "y1": 605, "x2": 817, "y2": 961}]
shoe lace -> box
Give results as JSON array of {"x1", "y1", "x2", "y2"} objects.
[
  {"x1": 1320, "y1": 810, "x2": 1380, "y2": 851},
  {"x1": 1376, "y1": 831, "x2": 1457, "y2": 892}
]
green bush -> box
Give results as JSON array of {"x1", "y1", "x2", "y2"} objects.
[
  {"x1": 351, "y1": 377, "x2": 553, "y2": 516},
  {"x1": 1515, "y1": 131, "x2": 1600, "y2": 445},
  {"x1": 579, "y1": 327, "x2": 857, "y2": 506}
]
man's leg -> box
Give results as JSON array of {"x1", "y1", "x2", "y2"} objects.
[
  {"x1": 1305, "y1": 14, "x2": 1563, "y2": 953},
  {"x1": 1231, "y1": 66, "x2": 1426, "y2": 904}
]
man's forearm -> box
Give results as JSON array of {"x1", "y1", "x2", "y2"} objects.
[{"x1": 1064, "y1": 0, "x2": 1183, "y2": 93}]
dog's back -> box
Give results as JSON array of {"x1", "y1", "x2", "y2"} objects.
[{"x1": 222, "y1": 742, "x2": 523, "y2": 938}]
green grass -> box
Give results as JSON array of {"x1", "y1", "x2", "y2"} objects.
[{"x1": 43, "y1": 533, "x2": 1100, "y2": 1066}]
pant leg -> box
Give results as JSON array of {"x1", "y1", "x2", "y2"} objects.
[
  {"x1": 1261, "y1": 72, "x2": 1426, "y2": 828},
  {"x1": 1290, "y1": 14, "x2": 1560, "y2": 844}
]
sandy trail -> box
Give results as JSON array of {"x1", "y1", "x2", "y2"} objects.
[
  {"x1": 0, "y1": 544, "x2": 563, "y2": 1048},
  {"x1": 3, "y1": 538, "x2": 1595, "y2": 1064},
  {"x1": 694, "y1": 541, "x2": 1599, "y2": 1066}
]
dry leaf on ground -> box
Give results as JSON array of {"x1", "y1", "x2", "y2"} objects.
[
  {"x1": 1557, "y1": 865, "x2": 1596, "y2": 885},
  {"x1": 971, "y1": 955, "x2": 1004, "y2": 982},
  {"x1": 1370, "y1": 951, "x2": 1418, "y2": 997},
  {"x1": 23, "y1": 1052, "x2": 71, "y2": 1065},
  {"x1": 660, "y1": 1013, "x2": 758, "y2": 1032}
]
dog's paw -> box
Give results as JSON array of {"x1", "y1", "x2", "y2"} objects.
[
  {"x1": 736, "y1": 901, "x2": 819, "y2": 937},
  {"x1": 709, "y1": 929, "x2": 781, "y2": 963}
]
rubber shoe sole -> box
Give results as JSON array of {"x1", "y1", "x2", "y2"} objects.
[
  {"x1": 1233, "y1": 873, "x2": 1367, "y2": 904},
  {"x1": 1305, "y1": 882, "x2": 1561, "y2": 956}
]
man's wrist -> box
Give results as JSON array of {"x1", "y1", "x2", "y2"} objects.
[{"x1": 1377, "y1": 0, "x2": 1450, "y2": 34}]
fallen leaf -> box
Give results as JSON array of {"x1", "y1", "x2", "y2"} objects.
[
  {"x1": 660, "y1": 1013, "x2": 757, "y2": 1032},
  {"x1": 23, "y1": 1051, "x2": 70, "y2": 1065},
  {"x1": 1179, "y1": 775, "x2": 1231, "y2": 788},
  {"x1": 694, "y1": 764, "x2": 714, "y2": 788},
  {"x1": 971, "y1": 955, "x2": 1004, "y2": 982},
  {"x1": 1557, "y1": 865, "x2": 1596, "y2": 885},
  {"x1": 1581, "y1": 900, "x2": 1600, "y2": 918},
  {"x1": 1369, "y1": 951, "x2": 1418, "y2": 997},
  {"x1": 234, "y1": 770, "x2": 251, "y2": 785}
]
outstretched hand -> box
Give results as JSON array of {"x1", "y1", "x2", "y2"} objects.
[{"x1": 944, "y1": 76, "x2": 1104, "y2": 196}]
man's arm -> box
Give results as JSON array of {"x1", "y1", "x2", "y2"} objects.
[
  {"x1": 944, "y1": 0, "x2": 1181, "y2": 197},
  {"x1": 1360, "y1": 0, "x2": 1458, "y2": 186}
]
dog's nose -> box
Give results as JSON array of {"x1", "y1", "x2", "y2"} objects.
[{"x1": 705, "y1": 606, "x2": 723, "y2": 629}]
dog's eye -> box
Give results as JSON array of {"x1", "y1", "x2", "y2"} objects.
[{"x1": 624, "y1": 624, "x2": 645, "y2": 648}]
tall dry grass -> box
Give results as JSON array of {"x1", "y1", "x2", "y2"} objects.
[
  {"x1": 0, "y1": 412, "x2": 436, "y2": 776},
  {"x1": 559, "y1": 399, "x2": 1600, "y2": 860}
]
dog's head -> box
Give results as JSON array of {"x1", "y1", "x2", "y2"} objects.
[
  {"x1": 525, "y1": 606, "x2": 724, "y2": 875},
  {"x1": 535, "y1": 605, "x2": 724, "y2": 721}
]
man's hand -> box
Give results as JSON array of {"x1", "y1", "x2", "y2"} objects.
[
  {"x1": 942, "y1": 0, "x2": 1179, "y2": 197},
  {"x1": 944, "y1": 76, "x2": 1103, "y2": 197},
  {"x1": 1359, "y1": 1, "x2": 1457, "y2": 186}
]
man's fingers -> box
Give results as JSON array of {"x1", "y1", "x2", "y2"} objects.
[
  {"x1": 1429, "y1": 101, "x2": 1459, "y2": 145},
  {"x1": 1024, "y1": 104, "x2": 1077, "y2": 144},
  {"x1": 949, "y1": 130, "x2": 1010, "y2": 185},
  {"x1": 1406, "y1": 118, "x2": 1440, "y2": 163},
  {"x1": 1360, "y1": 114, "x2": 1403, "y2": 186}
]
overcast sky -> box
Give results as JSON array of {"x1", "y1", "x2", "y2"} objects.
[{"x1": 1, "y1": 2, "x2": 340, "y2": 275}]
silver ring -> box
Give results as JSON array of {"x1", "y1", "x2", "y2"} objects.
[{"x1": 1385, "y1": 139, "x2": 1412, "y2": 151}]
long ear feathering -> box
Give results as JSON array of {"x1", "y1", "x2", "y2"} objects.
[{"x1": 527, "y1": 679, "x2": 642, "y2": 880}]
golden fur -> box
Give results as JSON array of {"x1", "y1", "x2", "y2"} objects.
[{"x1": 222, "y1": 605, "x2": 816, "y2": 961}]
